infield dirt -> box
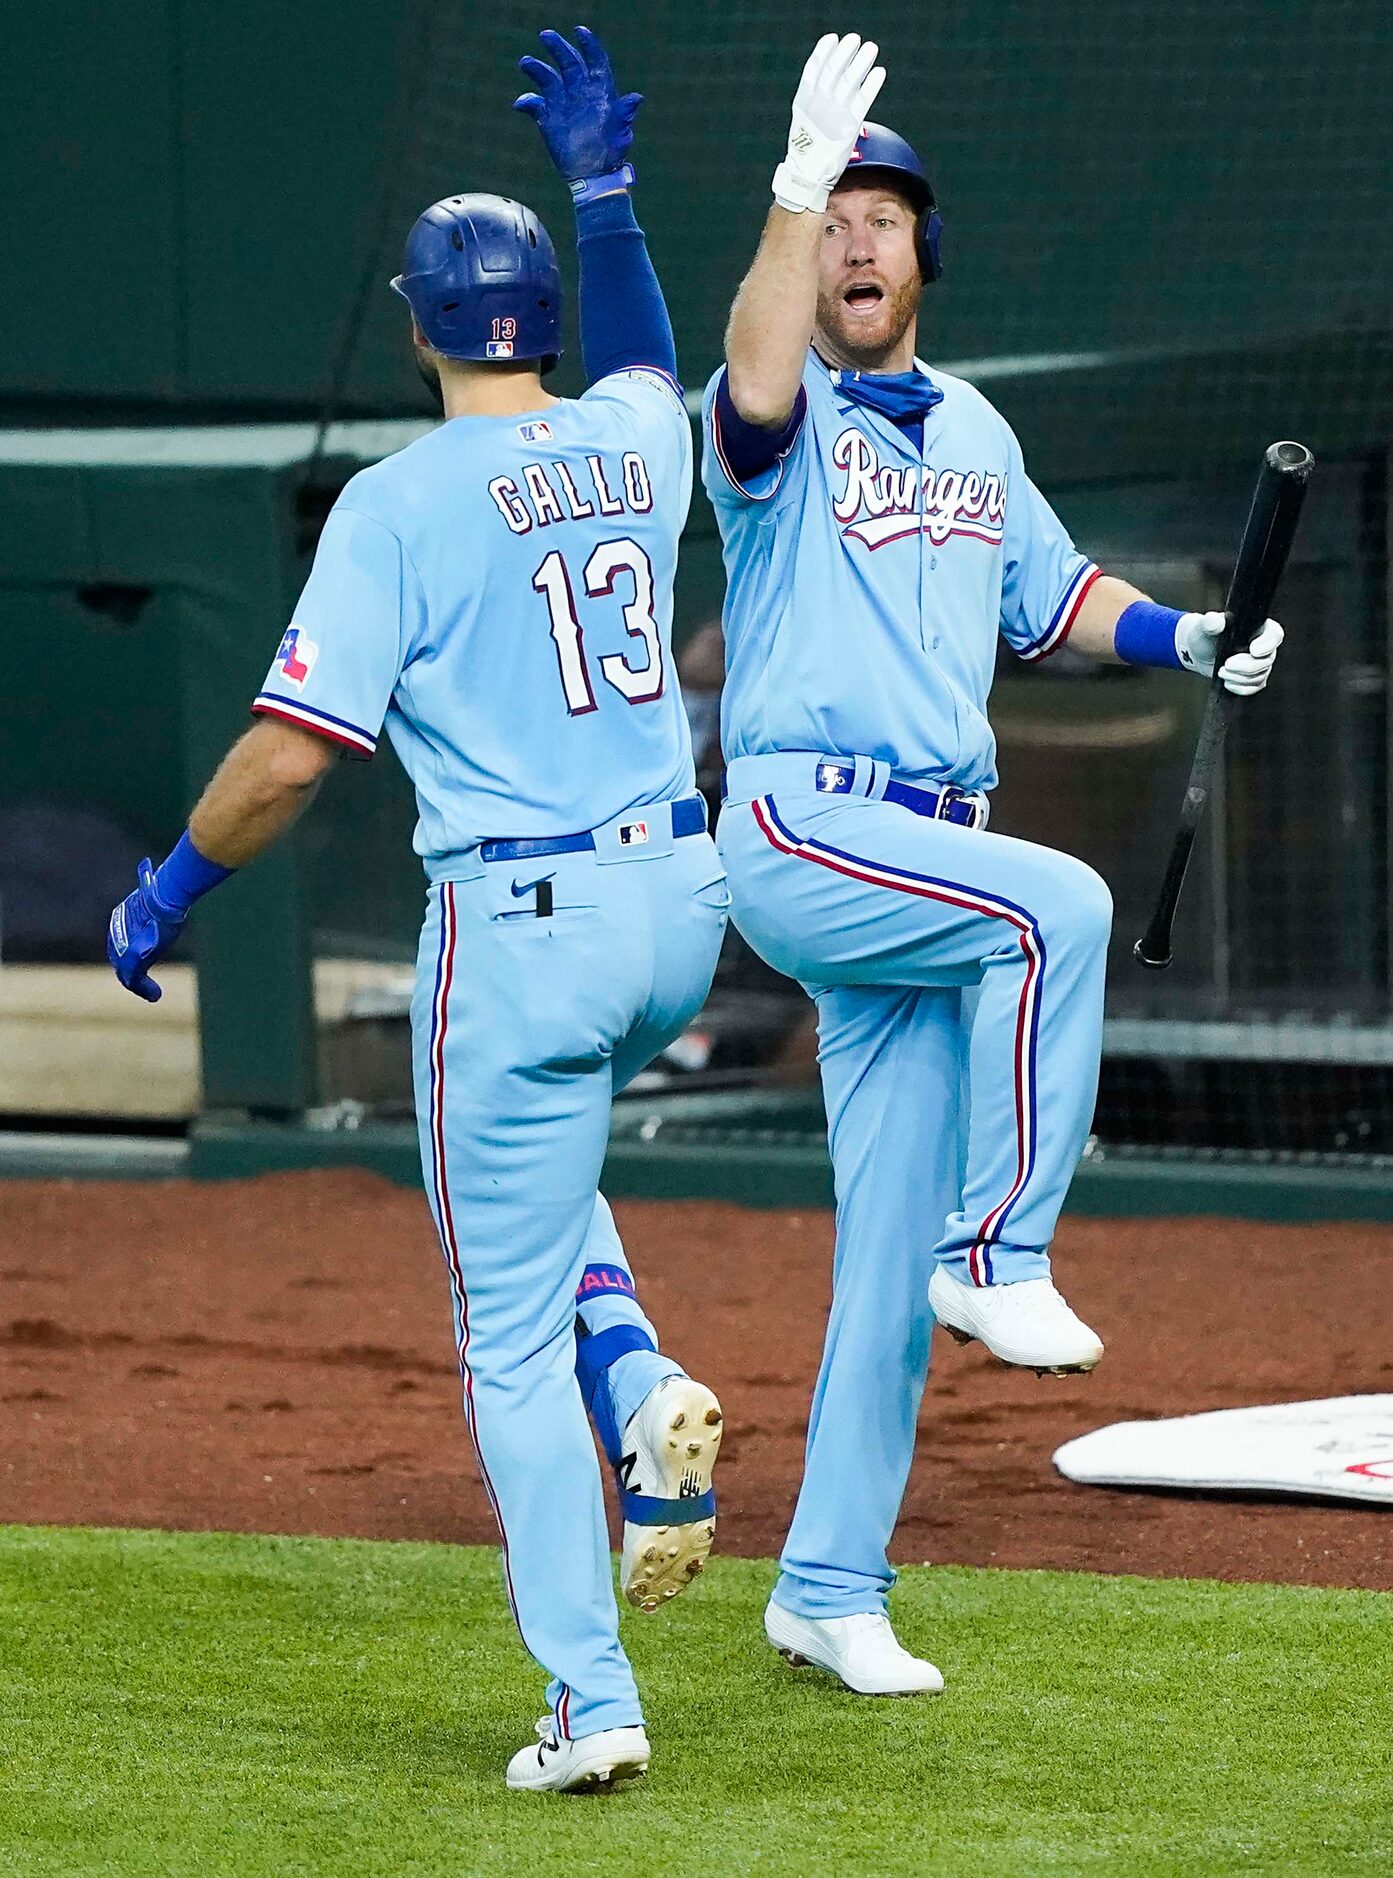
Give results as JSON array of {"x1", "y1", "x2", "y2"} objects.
[{"x1": 2, "y1": 1170, "x2": 1390, "y2": 1589}]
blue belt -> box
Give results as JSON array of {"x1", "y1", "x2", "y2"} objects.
[
  {"x1": 880, "y1": 775, "x2": 988, "y2": 830},
  {"x1": 724, "y1": 754, "x2": 989, "y2": 831},
  {"x1": 479, "y1": 793, "x2": 707, "y2": 865}
]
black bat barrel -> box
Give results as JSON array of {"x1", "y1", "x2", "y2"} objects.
[{"x1": 1132, "y1": 440, "x2": 1314, "y2": 970}]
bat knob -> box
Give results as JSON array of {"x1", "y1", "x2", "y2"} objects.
[
  {"x1": 1133, "y1": 938, "x2": 1172, "y2": 971},
  {"x1": 1268, "y1": 439, "x2": 1315, "y2": 476}
]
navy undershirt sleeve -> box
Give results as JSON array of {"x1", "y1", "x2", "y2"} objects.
[
  {"x1": 713, "y1": 370, "x2": 807, "y2": 485},
  {"x1": 574, "y1": 190, "x2": 678, "y2": 386}
]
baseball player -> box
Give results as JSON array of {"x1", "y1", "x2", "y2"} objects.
[
  {"x1": 702, "y1": 32, "x2": 1283, "y2": 1694},
  {"x1": 108, "y1": 28, "x2": 727, "y2": 1795}
]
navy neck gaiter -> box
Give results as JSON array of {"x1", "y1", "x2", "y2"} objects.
[{"x1": 826, "y1": 363, "x2": 944, "y2": 429}]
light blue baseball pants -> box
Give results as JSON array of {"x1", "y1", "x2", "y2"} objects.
[
  {"x1": 411, "y1": 807, "x2": 728, "y2": 1738},
  {"x1": 717, "y1": 756, "x2": 1110, "y2": 1618}
]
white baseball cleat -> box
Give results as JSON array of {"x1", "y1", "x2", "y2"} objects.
[
  {"x1": 765, "y1": 1603, "x2": 944, "y2": 1696},
  {"x1": 618, "y1": 1374, "x2": 723, "y2": 1613},
  {"x1": 506, "y1": 1718, "x2": 650, "y2": 1794},
  {"x1": 928, "y1": 1265, "x2": 1104, "y2": 1375}
]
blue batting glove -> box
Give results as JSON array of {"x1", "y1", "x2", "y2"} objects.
[
  {"x1": 513, "y1": 25, "x2": 642, "y2": 184},
  {"x1": 107, "y1": 858, "x2": 186, "y2": 1004}
]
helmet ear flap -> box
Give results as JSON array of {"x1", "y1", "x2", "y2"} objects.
[{"x1": 919, "y1": 206, "x2": 944, "y2": 284}]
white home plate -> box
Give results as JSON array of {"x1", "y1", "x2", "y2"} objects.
[{"x1": 1053, "y1": 1396, "x2": 1393, "y2": 1505}]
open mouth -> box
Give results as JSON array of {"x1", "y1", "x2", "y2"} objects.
[{"x1": 843, "y1": 282, "x2": 885, "y2": 313}]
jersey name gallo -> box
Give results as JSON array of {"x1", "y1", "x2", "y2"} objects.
[
  {"x1": 830, "y1": 427, "x2": 1007, "y2": 552},
  {"x1": 488, "y1": 452, "x2": 654, "y2": 536}
]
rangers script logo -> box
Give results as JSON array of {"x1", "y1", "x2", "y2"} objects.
[{"x1": 831, "y1": 428, "x2": 1007, "y2": 551}]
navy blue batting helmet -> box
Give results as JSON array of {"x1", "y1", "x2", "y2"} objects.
[
  {"x1": 391, "y1": 194, "x2": 563, "y2": 369},
  {"x1": 839, "y1": 123, "x2": 944, "y2": 283}
]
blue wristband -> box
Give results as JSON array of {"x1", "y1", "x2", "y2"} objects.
[
  {"x1": 573, "y1": 187, "x2": 640, "y2": 236},
  {"x1": 1114, "y1": 600, "x2": 1185, "y2": 671},
  {"x1": 152, "y1": 830, "x2": 234, "y2": 914},
  {"x1": 569, "y1": 162, "x2": 635, "y2": 206}
]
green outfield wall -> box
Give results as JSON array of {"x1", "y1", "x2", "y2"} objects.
[{"x1": 2, "y1": 2, "x2": 1389, "y2": 439}]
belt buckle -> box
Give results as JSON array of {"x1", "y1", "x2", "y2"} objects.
[{"x1": 938, "y1": 784, "x2": 986, "y2": 831}]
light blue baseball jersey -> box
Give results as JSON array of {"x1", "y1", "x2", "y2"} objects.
[
  {"x1": 701, "y1": 353, "x2": 1099, "y2": 792},
  {"x1": 254, "y1": 369, "x2": 695, "y2": 877}
]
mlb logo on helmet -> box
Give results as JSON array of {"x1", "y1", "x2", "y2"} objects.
[
  {"x1": 276, "y1": 626, "x2": 317, "y2": 686},
  {"x1": 619, "y1": 821, "x2": 650, "y2": 846},
  {"x1": 486, "y1": 339, "x2": 515, "y2": 358}
]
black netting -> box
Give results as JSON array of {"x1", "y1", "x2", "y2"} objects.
[{"x1": 306, "y1": 1, "x2": 1393, "y2": 1160}]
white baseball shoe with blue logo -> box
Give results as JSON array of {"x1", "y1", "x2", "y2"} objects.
[
  {"x1": 929, "y1": 1266, "x2": 1103, "y2": 1375},
  {"x1": 618, "y1": 1375, "x2": 723, "y2": 1612},
  {"x1": 506, "y1": 1718, "x2": 650, "y2": 1794}
]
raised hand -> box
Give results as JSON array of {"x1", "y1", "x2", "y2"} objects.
[
  {"x1": 772, "y1": 31, "x2": 887, "y2": 214},
  {"x1": 514, "y1": 25, "x2": 642, "y2": 186}
]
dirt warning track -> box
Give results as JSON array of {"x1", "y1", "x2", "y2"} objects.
[{"x1": 2, "y1": 1171, "x2": 1390, "y2": 1589}]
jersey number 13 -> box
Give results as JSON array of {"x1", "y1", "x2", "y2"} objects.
[{"x1": 531, "y1": 538, "x2": 663, "y2": 715}]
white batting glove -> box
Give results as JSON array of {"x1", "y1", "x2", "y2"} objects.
[
  {"x1": 1176, "y1": 611, "x2": 1285, "y2": 696},
  {"x1": 772, "y1": 32, "x2": 886, "y2": 214}
]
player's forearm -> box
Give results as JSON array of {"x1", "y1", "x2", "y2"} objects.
[
  {"x1": 188, "y1": 721, "x2": 333, "y2": 868},
  {"x1": 516, "y1": 26, "x2": 668, "y2": 382},
  {"x1": 725, "y1": 30, "x2": 885, "y2": 428},
  {"x1": 108, "y1": 718, "x2": 335, "y2": 1001},
  {"x1": 1065, "y1": 574, "x2": 1284, "y2": 694},
  {"x1": 574, "y1": 189, "x2": 677, "y2": 382},
  {"x1": 1064, "y1": 574, "x2": 1150, "y2": 663},
  {"x1": 724, "y1": 206, "x2": 822, "y2": 428}
]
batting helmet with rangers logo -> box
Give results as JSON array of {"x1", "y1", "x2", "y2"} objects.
[
  {"x1": 839, "y1": 123, "x2": 944, "y2": 284},
  {"x1": 391, "y1": 193, "x2": 563, "y2": 370}
]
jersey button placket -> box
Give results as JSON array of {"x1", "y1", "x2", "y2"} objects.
[{"x1": 918, "y1": 424, "x2": 931, "y2": 653}]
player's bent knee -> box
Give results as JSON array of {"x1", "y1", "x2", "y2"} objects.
[{"x1": 1044, "y1": 859, "x2": 1113, "y2": 952}]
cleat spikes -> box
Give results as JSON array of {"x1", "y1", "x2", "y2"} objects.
[{"x1": 619, "y1": 1377, "x2": 723, "y2": 1612}]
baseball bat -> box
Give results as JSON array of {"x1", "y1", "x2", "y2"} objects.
[{"x1": 1133, "y1": 440, "x2": 1314, "y2": 970}]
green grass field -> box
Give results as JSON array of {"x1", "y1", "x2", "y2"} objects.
[{"x1": 1, "y1": 1527, "x2": 1388, "y2": 1877}]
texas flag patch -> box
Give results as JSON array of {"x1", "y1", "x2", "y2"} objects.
[{"x1": 275, "y1": 626, "x2": 318, "y2": 686}]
